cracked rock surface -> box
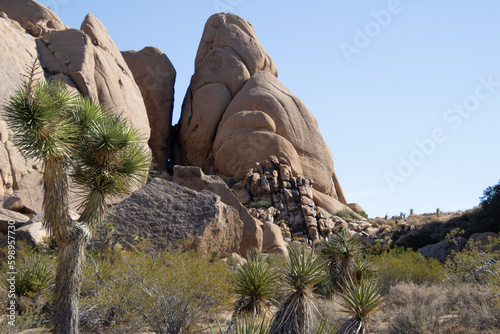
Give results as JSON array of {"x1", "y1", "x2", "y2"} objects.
[{"x1": 177, "y1": 13, "x2": 347, "y2": 206}]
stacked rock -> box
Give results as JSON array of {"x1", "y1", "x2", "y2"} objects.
[{"x1": 232, "y1": 154, "x2": 322, "y2": 243}]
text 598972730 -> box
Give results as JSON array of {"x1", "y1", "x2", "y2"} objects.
[{"x1": 6, "y1": 220, "x2": 17, "y2": 326}]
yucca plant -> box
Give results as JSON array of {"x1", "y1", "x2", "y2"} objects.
[
  {"x1": 351, "y1": 258, "x2": 374, "y2": 284},
  {"x1": 234, "y1": 251, "x2": 278, "y2": 316},
  {"x1": 269, "y1": 246, "x2": 326, "y2": 334},
  {"x1": 1, "y1": 252, "x2": 54, "y2": 298},
  {"x1": 3, "y1": 62, "x2": 150, "y2": 334},
  {"x1": 335, "y1": 279, "x2": 385, "y2": 334},
  {"x1": 320, "y1": 229, "x2": 361, "y2": 293},
  {"x1": 234, "y1": 316, "x2": 272, "y2": 334}
]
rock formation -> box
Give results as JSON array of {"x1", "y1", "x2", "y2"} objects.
[
  {"x1": 122, "y1": 47, "x2": 176, "y2": 170},
  {"x1": 0, "y1": 1, "x2": 363, "y2": 254},
  {"x1": 0, "y1": 1, "x2": 174, "y2": 215},
  {"x1": 103, "y1": 178, "x2": 243, "y2": 257},
  {"x1": 36, "y1": 13, "x2": 151, "y2": 141},
  {"x1": 0, "y1": 0, "x2": 65, "y2": 35},
  {"x1": 173, "y1": 165, "x2": 287, "y2": 257},
  {"x1": 177, "y1": 13, "x2": 348, "y2": 215}
]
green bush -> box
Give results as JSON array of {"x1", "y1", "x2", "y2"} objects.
[
  {"x1": 369, "y1": 247, "x2": 446, "y2": 286},
  {"x1": 333, "y1": 209, "x2": 357, "y2": 220},
  {"x1": 249, "y1": 201, "x2": 272, "y2": 209},
  {"x1": 80, "y1": 249, "x2": 234, "y2": 333},
  {"x1": 445, "y1": 236, "x2": 500, "y2": 286}
]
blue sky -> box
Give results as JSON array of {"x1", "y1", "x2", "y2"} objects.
[{"x1": 48, "y1": 0, "x2": 500, "y2": 218}]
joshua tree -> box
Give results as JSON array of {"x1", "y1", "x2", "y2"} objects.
[
  {"x1": 269, "y1": 246, "x2": 325, "y2": 334},
  {"x1": 3, "y1": 64, "x2": 150, "y2": 334},
  {"x1": 319, "y1": 229, "x2": 361, "y2": 293}
]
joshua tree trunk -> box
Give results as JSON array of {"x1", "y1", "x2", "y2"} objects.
[
  {"x1": 53, "y1": 234, "x2": 88, "y2": 334},
  {"x1": 41, "y1": 156, "x2": 90, "y2": 334}
]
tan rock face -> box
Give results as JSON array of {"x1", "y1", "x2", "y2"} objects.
[
  {"x1": 172, "y1": 165, "x2": 262, "y2": 255},
  {"x1": 0, "y1": 16, "x2": 43, "y2": 198},
  {"x1": 1, "y1": 5, "x2": 153, "y2": 214},
  {"x1": 122, "y1": 47, "x2": 176, "y2": 170},
  {"x1": 177, "y1": 13, "x2": 346, "y2": 205},
  {"x1": 178, "y1": 13, "x2": 278, "y2": 172},
  {"x1": 0, "y1": 0, "x2": 65, "y2": 36},
  {"x1": 80, "y1": 14, "x2": 151, "y2": 141},
  {"x1": 34, "y1": 15, "x2": 151, "y2": 142}
]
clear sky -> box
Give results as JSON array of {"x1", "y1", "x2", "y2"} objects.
[{"x1": 48, "y1": 0, "x2": 500, "y2": 218}]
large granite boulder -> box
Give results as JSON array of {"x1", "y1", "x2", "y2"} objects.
[
  {"x1": 0, "y1": 0, "x2": 65, "y2": 36},
  {"x1": 178, "y1": 13, "x2": 277, "y2": 170},
  {"x1": 122, "y1": 47, "x2": 176, "y2": 171},
  {"x1": 1, "y1": 2, "x2": 155, "y2": 214},
  {"x1": 177, "y1": 13, "x2": 347, "y2": 209},
  {"x1": 104, "y1": 178, "x2": 243, "y2": 257},
  {"x1": 0, "y1": 15, "x2": 43, "y2": 198},
  {"x1": 172, "y1": 165, "x2": 264, "y2": 255}
]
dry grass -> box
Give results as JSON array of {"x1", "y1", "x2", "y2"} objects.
[{"x1": 386, "y1": 283, "x2": 449, "y2": 334}]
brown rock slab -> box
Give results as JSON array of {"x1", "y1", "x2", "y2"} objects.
[
  {"x1": 173, "y1": 165, "x2": 262, "y2": 255},
  {"x1": 3, "y1": 196, "x2": 23, "y2": 212},
  {"x1": 105, "y1": 178, "x2": 243, "y2": 257}
]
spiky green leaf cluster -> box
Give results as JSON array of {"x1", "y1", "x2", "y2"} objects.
[
  {"x1": 335, "y1": 279, "x2": 385, "y2": 334},
  {"x1": 1, "y1": 252, "x2": 54, "y2": 297},
  {"x1": 234, "y1": 252, "x2": 279, "y2": 316},
  {"x1": 269, "y1": 246, "x2": 325, "y2": 334},
  {"x1": 71, "y1": 98, "x2": 150, "y2": 227},
  {"x1": 234, "y1": 316, "x2": 271, "y2": 334},
  {"x1": 3, "y1": 76, "x2": 150, "y2": 231},
  {"x1": 320, "y1": 229, "x2": 362, "y2": 291},
  {"x1": 4, "y1": 80, "x2": 79, "y2": 160},
  {"x1": 281, "y1": 246, "x2": 326, "y2": 296}
]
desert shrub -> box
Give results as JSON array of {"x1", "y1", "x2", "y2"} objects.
[
  {"x1": 370, "y1": 217, "x2": 388, "y2": 227},
  {"x1": 386, "y1": 283, "x2": 448, "y2": 334},
  {"x1": 249, "y1": 201, "x2": 272, "y2": 209},
  {"x1": 333, "y1": 210, "x2": 357, "y2": 220},
  {"x1": 313, "y1": 298, "x2": 342, "y2": 334},
  {"x1": 80, "y1": 249, "x2": 234, "y2": 333},
  {"x1": 370, "y1": 247, "x2": 446, "y2": 286},
  {"x1": 450, "y1": 284, "x2": 500, "y2": 331},
  {"x1": 445, "y1": 236, "x2": 500, "y2": 286},
  {"x1": 0, "y1": 306, "x2": 48, "y2": 333},
  {"x1": 358, "y1": 211, "x2": 368, "y2": 219}
]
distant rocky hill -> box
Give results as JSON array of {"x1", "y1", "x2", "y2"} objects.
[{"x1": 0, "y1": 0, "x2": 363, "y2": 254}]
